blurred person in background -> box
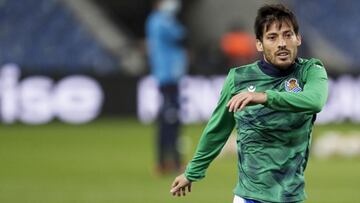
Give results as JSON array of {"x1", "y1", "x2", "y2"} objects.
[
  {"x1": 146, "y1": 0, "x2": 187, "y2": 175},
  {"x1": 170, "y1": 3, "x2": 328, "y2": 203},
  {"x1": 220, "y1": 24, "x2": 257, "y2": 68}
]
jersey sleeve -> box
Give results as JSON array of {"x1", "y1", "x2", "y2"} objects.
[
  {"x1": 184, "y1": 69, "x2": 236, "y2": 182},
  {"x1": 264, "y1": 59, "x2": 328, "y2": 114}
]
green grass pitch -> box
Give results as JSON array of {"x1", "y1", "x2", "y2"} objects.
[{"x1": 0, "y1": 118, "x2": 359, "y2": 203}]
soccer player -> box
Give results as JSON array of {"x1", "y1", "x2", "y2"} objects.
[{"x1": 170, "y1": 3, "x2": 328, "y2": 203}]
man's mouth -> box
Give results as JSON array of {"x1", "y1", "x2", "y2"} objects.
[{"x1": 276, "y1": 51, "x2": 290, "y2": 60}]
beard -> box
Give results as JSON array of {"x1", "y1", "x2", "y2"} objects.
[{"x1": 263, "y1": 48, "x2": 297, "y2": 69}]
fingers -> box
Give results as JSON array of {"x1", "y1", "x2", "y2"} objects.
[
  {"x1": 226, "y1": 95, "x2": 235, "y2": 108},
  {"x1": 170, "y1": 179, "x2": 184, "y2": 196},
  {"x1": 233, "y1": 96, "x2": 245, "y2": 112},
  {"x1": 173, "y1": 183, "x2": 191, "y2": 197},
  {"x1": 227, "y1": 92, "x2": 261, "y2": 112},
  {"x1": 227, "y1": 95, "x2": 241, "y2": 112},
  {"x1": 170, "y1": 175, "x2": 192, "y2": 197},
  {"x1": 177, "y1": 189, "x2": 181, "y2": 197},
  {"x1": 171, "y1": 179, "x2": 178, "y2": 188},
  {"x1": 170, "y1": 184, "x2": 180, "y2": 196},
  {"x1": 227, "y1": 94, "x2": 246, "y2": 112},
  {"x1": 227, "y1": 95, "x2": 237, "y2": 112},
  {"x1": 171, "y1": 185, "x2": 186, "y2": 197},
  {"x1": 239, "y1": 97, "x2": 251, "y2": 111},
  {"x1": 170, "y1": 178, "x2": 180, "y2": 195}
]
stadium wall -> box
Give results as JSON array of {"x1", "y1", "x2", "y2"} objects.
[
  {"x1": 1, "y1": 64, "x2": 359, "y2": 125},
  {"x1": 0, "y1": 64, "x2": 137, "y2": 125}
]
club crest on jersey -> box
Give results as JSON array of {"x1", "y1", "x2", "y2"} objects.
[{"x1": 285, "y1": 78, "x2": 302, "y2": 92}]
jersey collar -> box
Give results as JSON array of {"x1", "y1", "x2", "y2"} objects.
[{"x1": 258, "y1": 58, "x2": 299, "y2": 77}]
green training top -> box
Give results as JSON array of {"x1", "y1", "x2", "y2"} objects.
[{"x1": 184, "y1": 58, "x2": 328, "y2": 203}]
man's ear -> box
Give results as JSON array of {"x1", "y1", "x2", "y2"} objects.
[
  {"x1": 296, "y1": 34, "x2": 302, "y2": 46},
  {"x1": 256, "y1": 39, "x2": 263, "y2": 52}
]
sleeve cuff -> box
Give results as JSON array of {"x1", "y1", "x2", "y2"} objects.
[
  {"x1": 264, "y1": 90, "x2": 275, "y2": 107},
  {"x1": 184, "y1": 166, "x2": 204, "y2": 182}
]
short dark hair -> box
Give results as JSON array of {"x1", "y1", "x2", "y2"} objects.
[{"x1": 254, "y1": 4, "x2": 299, "y2": 41}]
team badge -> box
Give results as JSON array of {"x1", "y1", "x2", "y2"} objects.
[{"x1": 285, "y1": 78, "x2": 302, "y2": 92}]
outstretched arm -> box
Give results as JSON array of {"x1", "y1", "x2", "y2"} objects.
[{"x1": 170, "y1": 69, "x2": 236, "y2": 196}]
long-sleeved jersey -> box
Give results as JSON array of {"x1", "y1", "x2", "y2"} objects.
[{"x1": 184, "y1": 58, "x2": 328, "y2": 203}]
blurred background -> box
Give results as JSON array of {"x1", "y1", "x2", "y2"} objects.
[{"x1": 0, "y1": 0, "x2": 360, "y2": 202}]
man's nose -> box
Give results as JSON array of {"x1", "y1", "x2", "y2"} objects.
[{"x1": 278, "y1": 37, "x2": 286, "y2": 48}]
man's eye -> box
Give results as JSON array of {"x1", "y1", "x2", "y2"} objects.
[
  {"x1": 267, "y1": 36, "x2": 276, "y2": 40},
  {"x1": 285, "y1": 33, "x2": 293, "y2": 38}
]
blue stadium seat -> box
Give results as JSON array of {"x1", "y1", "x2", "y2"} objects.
[
  {"x1": 0, "y1": 0, "x2": 118, "y2": 74},
  {"x1": 292, "y1": 0, "x2": 360, "y2": 68}
]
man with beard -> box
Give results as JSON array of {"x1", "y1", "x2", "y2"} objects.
[{"x1": 170, "y1": 3, "x2": 328, "y2": 203}]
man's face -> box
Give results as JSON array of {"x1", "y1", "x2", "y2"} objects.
[{"x1": 256, "y1": 21, "x2": 301, "y2": 69}]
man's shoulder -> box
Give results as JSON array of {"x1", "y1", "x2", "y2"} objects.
[
  {"x1": 297, "y1": 57, "x2": 324, "y2": 68},
  {"x1": 231, "y1": 61, "x2": 260, "y2": 73},
  {"x1": 226, "y1": 61, "x2": 262, "y2": 87}
]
